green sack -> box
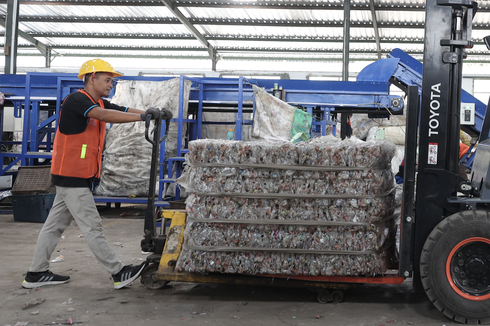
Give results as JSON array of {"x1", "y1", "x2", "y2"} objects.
[{"x1": 290, "y1": 109, "x2": 313, "y2": 143}]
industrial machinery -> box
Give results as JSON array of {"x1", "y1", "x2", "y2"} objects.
[{"x1": 140, "y1": 0, "x2": 490, "y2": 324}]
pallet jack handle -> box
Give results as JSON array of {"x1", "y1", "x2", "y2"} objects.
[
  {"x1": 142, "y1": 109, "x2": 173, "y2": 250},
  {"x1": 144, "y1": 109, "x2": 173, "y2": 146}
]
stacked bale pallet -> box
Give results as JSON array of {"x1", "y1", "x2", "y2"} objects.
[{"x1": 176, "y1": 136, "x2": 398, "y2": 276}]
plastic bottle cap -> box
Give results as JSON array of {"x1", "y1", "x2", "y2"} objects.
[{"x1": 228, "y1": 129, "x2": 233, "y2": 131}]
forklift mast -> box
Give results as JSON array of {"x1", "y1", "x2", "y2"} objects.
[{"x1": 403, "y1": 0, "x2": 478, "y2": 287}]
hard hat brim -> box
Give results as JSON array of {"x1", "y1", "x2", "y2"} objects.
[{"x1": 78, "y1": 71, "x2": 124, "y2": 80}]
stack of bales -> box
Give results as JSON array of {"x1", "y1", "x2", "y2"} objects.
[{"x1": 176, "y1": 136, "x2": 398, "y2": 276}]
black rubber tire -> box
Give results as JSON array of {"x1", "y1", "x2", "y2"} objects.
[
  {"x1": 317, "y1": 290, "x2": 332, "y2": 304},
  {"x1": 331, "y1": 290, "x2": 344, "y2": 303},
  {"x1": 140, "y1": 264, "x2": 169, "y2": 290},
  {"x1": 420, "y1": 210, "x2": 490, "y2": 325}
]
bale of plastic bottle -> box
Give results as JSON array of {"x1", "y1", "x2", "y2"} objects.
[
  {"x1": 183, "y1": 220, "x2": 395, "y2": 251},
  {"x1": 176, "y1": 249, "x2": 395, "y2": 276},
  {"x1": 185, "y1": 194, "x2": 395, "y2": 223},
  {"x1": 176, "y1": 137, "x2": 398, "y2": 277},
  {"x1": 187, "y1": 136, "x2": 394, "y2": 167}
]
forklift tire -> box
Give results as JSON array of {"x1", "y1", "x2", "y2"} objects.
[
  {"x1": 420, "y1": 210, "x2": 490, "y2": 325},
  {"x1": 140, "y1": 263, "x2": 169, "y2": 290}
]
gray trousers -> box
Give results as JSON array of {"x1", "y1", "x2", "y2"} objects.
[{"x1": 29, "y1": 186, "x2": 124, "y2": 275}]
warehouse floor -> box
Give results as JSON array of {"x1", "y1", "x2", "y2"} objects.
[{"x1": 0, "y1": 205, "x2": 458, "y2": 326}]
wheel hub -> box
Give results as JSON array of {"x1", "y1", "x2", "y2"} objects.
[{"x1": 450, "y1": 241, "x2": 490, "y2": 296}]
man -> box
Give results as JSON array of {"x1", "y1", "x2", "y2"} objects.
[{"x1": 22, "y1": 59, "x2": 162, "y2": 290}]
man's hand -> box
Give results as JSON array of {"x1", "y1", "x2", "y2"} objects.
[
  {"x1": 140, "y1": 107, "x2": 161, "y2": 121},
  {"x1": 160, "y1": 109, "x2": 173, "y2": 121}
]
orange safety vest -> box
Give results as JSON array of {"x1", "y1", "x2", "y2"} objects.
[
  {"x1": 459, "y1": 142, "x2": 470, "y2": 159},
  {"x1": 51, "y1": 89, "x2": 106, "y2": 179}
]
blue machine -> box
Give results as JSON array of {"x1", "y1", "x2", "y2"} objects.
[{"x1": 0, "y1": 63, "x2": 407, "y2": 206}]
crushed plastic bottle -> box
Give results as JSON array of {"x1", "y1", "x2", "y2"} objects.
[{"x1": 50, "y1": 255, "x2": 65, "y2": 263}]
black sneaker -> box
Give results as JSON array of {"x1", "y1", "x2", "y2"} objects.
[
  {"x1": 112, "y1": 263, "x2": 146, "y2": 289},
  {"x1": 22, "y1": 270, "x2": 70, "y2": 289}
]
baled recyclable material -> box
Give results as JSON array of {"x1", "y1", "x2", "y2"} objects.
[
  {"x1": 185, "y1": 194, "x2": 395, "y2": 223},
  {"x1": 95, "y1": 78, "x2": 191, "y2": 197},
  {"x1": 176, "y1": 137, "x2": 398, "y2": 276}
]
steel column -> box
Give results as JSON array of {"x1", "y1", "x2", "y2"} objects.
[
  {"x1": 197, "y1": 85, "x2": 203, "y2": 139},
  {"x1": 177, "y1": 75, "x2": 185, "y2": 157},
  {"x1": 236, "y1": 76, "x2": 244, "y2": 141},
  {"x1": 342, "y1": 0, "x2": 351, "y2": 81},
  {"x1": 5, "y1": 0, "x2": 20, "y2": 74},
  {"x1": 45, "y1": 47, "x2": 52, "y2": 68},
  {"x1": 369, "y1": 0, "x2": 382, "y2": 60}
]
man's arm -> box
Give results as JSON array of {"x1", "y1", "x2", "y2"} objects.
[
  {"x1": 126, "y1": 107, "x2": 146, "y2": 115},
  {"x1": 86, "y1": 106, "x2": 142, "y2": 123}
]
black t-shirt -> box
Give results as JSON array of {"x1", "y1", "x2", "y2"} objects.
[
  {"x1": 52, "y1": 90, "x2": 128, "y2": 188},
  {"x1": 59, "y1": 91, "x2": 128, "y2": 134}
]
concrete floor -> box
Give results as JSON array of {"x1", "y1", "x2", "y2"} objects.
[{"x1": 0, "y1": 205, "x2": 459, "y2": 326}]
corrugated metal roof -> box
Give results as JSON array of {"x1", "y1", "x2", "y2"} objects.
[
  {"x1": 20, "y1": 22, "x2": 191, "y2": 36},
  {"x1": 19, "y1": 5, "x2": 174, "y2": 18},
  {"x1": 2, "y1": 0, "x2": 490, "y2": 71}
]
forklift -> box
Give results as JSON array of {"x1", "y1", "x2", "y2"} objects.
[{"x1": 139, "y1": 0, "x2": 490, "y2": 323}]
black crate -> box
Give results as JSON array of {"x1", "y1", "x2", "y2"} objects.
[
  {"x1": 12, "y1": 166, "x2": 55, "y2": 195},
  {"x1": 12, "y1": 193, "x2": 56, "y2": 223}
]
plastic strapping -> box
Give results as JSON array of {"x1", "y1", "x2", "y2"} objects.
[
  {"x1": 187, "y1": 217, "x2": 370, "y2": 227},
  {"x1": 186, "y1": 213, "x2": 396, "y2": 227},
  {"x1": 186, "y1": 161, "x2": 391, "y2": 172},
  {"x1": 192, "y1": 187, "x2": 395, "y2": 199},
  {"x1": 183, "y1": 245, "x2": 375, "y2": 255}
]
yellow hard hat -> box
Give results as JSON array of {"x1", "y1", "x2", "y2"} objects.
[{"x1": 78, "y1": 58, "x2": 123, "y2": 80}]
